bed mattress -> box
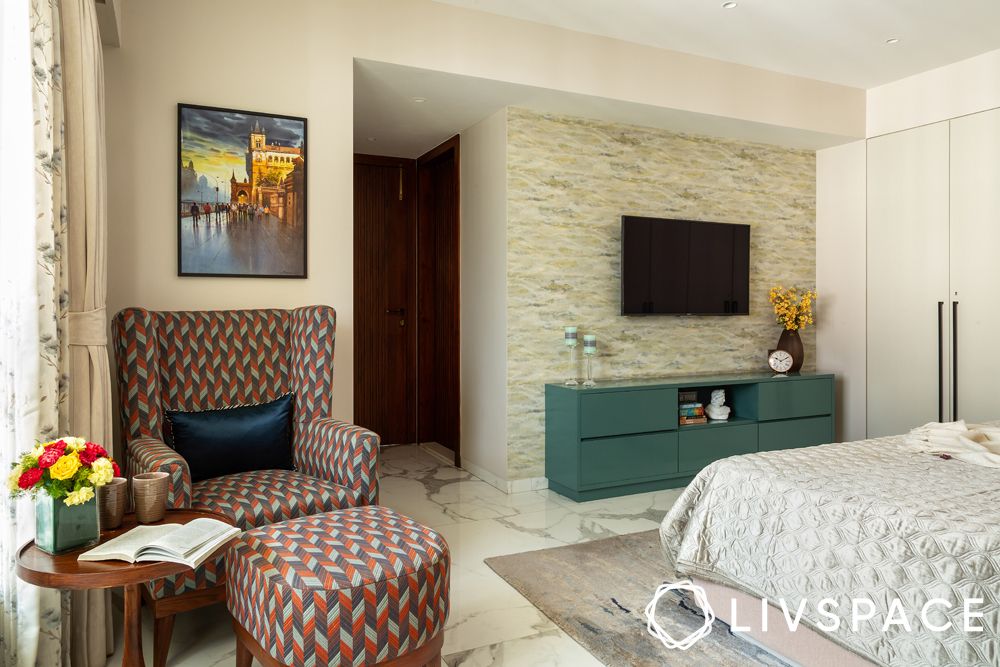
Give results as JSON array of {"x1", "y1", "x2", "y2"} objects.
[{"x1": 660, "y1": 432, "x2": 1000, "y2": 666}]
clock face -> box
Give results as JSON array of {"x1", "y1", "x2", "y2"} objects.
[{"x1": 768, "y1": 349, "x2": 793, "y2": 373}]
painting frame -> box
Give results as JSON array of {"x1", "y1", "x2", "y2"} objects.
[{"x1": 176, "y1": 102, "x2": 308, "y2": 279}]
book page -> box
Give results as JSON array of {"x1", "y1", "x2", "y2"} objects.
[
  {"x1": 78, "y1": 524, "x2": 181, "y2": 562},
  {"x1": 142, "y1": 518, "x2": 235, "y2": 558}
]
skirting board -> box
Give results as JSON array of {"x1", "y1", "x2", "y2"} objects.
[
  {"x1": 459, "y1": 457, "x2": 548, "y2": 495},
  {"x1": 418, "y1": 441, "x2": 455, "y2": 466}
]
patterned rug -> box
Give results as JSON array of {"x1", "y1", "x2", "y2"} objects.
[{"x1": 484, "y1": 529, "x2": 788, "y2": 667}]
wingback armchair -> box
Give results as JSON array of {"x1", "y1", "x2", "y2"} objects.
[{"x1": 112, "y1": 306, "x2": 379, "y2": 667}]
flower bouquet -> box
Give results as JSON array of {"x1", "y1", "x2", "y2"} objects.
[
  {"x1": 8, "y1": 437, "x2": 121, "y2": 553},
  {"x1": 768, "y1": 286, "x2": 817, "y2": 373}
]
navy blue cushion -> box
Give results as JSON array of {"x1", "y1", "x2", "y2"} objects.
[{"x1": 165, "y1": 394, "x2": 294, "y2": 483}]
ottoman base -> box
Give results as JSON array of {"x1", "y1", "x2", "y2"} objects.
[{"x1": 232, "y1": 617, "x2": 443, "y2": 667}]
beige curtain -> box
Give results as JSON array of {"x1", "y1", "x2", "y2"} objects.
[{"x1": 60, "y1": 0, "x2": 114, "y2": 665}]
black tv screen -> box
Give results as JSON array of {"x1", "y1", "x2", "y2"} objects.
[{"x1": 621, "y1": 216, "x2": 750, "y2": 315}]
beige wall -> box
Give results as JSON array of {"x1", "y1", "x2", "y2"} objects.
[
  {"x1": 867, "y1": 47, "x2": 1000, "y2": 137},
  {"x1": 459, "y1": 109, "x2": 508, "y2": 483},
  {"x1": 104, "y1": 0, "x2": 860, "y2": 425},
  {"x1": 816, "y1": 140, "x2": 867, "y2": 442},
  {"x1": 505, "y1": 108, "x2": 817, "y2": 480}
]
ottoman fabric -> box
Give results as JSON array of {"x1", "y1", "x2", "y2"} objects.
[{"x1": 227, "y1": 506, "x2": 450, "y2": 667}]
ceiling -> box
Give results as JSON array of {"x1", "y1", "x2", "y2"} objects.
[
  {"x1": 434, "y1": 0, "x2": 1000, "y2": 89},
  {"x1": 354, "y1": 59, "x2": 853, "y2": 158}
]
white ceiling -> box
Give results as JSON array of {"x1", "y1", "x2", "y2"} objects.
[
  {"x1": 354, "y1": 59, "x2": 853, "y2": 158},
  {"x1": 434, "y1": 0, "x2": 1000, "y2": 89}
]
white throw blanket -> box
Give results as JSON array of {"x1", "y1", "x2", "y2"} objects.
[{"x1": 906, "y1": 419, "x2": 1000, "y2": 467}]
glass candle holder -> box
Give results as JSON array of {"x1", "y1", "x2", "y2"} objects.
[
  {"x1": 564, "y1": 326, "x2": 579, "y2": 385},
  {"x1": 583, "y1": 334, "x2": 597, "y2": 387}
]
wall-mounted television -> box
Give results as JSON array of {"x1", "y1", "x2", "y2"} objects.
[{"x1": 621, "y1": 216, "x2": 750, "y2": 316}]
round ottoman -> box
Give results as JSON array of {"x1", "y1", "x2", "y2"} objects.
[{"x1": 226, "y1": 506, "x2": 450, "y2": 667}]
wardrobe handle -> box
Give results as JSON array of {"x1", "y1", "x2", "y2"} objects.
[
  {"x1": 937, "y1": 301, "x2": 944, "y2": 423},
  {"x1": 952, "y1": 300, "x2": 959, "y2": 421}
]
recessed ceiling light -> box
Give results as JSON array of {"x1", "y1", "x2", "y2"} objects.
[
  {"x1": 721, "y1": 2, "x2": 738, "y2": 8},
  {"x1": 412, "y1": 97, "x2": 427, "y2": 103},
  {"x1": 886, "y1": 37, "x2": 900, "y2": 44},
  {"x1": 366, "y1": 137, "x2": 377, "y2": 142}
]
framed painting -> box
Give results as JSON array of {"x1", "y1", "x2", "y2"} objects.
[{"x1": 177, "y1": 103, "x2": 307, "y2": 278}]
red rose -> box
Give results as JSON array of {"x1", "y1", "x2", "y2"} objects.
[
  {"x1": 37, "y1": 446, "x2": 63, "y2": 469},
  {"x1": 111, "y1": 460, "x2": 121, "y2": 477},
  {"x1": 88, "y1": 442, "x2": 107, "y2": 458},
  {"x1": 50, "y1": 440, "x2": 67, "y2": 454},
  {"x1": 18, "y1": 467, "x2": 43, "y2": 490}
]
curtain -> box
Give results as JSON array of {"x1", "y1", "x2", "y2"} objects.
[
  {"x1": 60, "y1": 0, "x2": 115, "y2": 663},
  {"x1": 0, "y1": 0, "x2": 70, "y2": 663},
  {"x1": 0, "y1": 0, "x2": 113, "y2": 664}
]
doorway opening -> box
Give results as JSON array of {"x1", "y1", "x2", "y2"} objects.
[{"x1": 354, "y1": 136, "x2": 461, "y2": 465}]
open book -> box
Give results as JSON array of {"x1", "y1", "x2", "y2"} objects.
[{"x1": 78, "y1": 518, "x2": 240, "y2": 568}]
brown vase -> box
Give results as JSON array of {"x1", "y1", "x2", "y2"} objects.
[{"x1": 776, "y1": 329, "x2": 804, "y2": 373}]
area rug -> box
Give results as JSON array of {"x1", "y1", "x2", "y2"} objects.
[{"x1": 484, "y1": 530, "x2": 788, "y2": 667}]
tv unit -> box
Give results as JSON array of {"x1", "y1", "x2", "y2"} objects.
[{"x1": 620, "y1": 215, "x2": 750, "y2": 316}]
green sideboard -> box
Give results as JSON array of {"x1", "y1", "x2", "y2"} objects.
[{"x1": 545, "y1": 372, "x2": 835, "y2": 501}]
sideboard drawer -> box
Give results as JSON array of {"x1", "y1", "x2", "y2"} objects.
[
  {"x1": 758, "y1": 416, "x2": 833, "y2": 452},
  {"x1": 678, "y1": 423, "x2": 758, "y2": 473},
  {"x1": 580, "y1": 432, "x2": 678, "y2": 487},
  {"x1": 757, "y1": 378, "x2": 832, "y2": 421},
  {"x1": 579, "y1": 388, "x2": 677, "y2": 438}
]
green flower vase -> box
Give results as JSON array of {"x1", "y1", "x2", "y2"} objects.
[{"x1": 35, "y1": 494, "x2": 100, "y2": 555}]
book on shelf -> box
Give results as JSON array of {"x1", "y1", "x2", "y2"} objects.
[
  {"x1": 78, "y1": 517, "x2": 240, "y2": 568},
  {"x1": 678, "y1": 390, "x2": 698, "y2": 403},
  {"x1": 679, "y1": 416, "x2": 708, "y2": 425},
  {"x1": 679, "y1": 407, "x2": 705, "y2": 417}
]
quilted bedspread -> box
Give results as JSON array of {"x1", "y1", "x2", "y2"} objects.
[{"x1": 660, "y1": 432, "x2": 1000, "y2": 666}]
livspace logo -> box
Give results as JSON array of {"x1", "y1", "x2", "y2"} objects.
[{"x1": 645, "y1": 581, "x2": 987, "y2": 650}]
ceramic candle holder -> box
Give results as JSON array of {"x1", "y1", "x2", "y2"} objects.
[
  {"x1": 97, "y1": 476, "x2": 127, "y2": 530},
  {"x1": 132, "y1": 472, "x2": 169, "y2": 524}
]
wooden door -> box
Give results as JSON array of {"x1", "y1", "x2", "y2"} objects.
[
  {"x1": 354, "y1": 155, "x2": 416, "y2": 445},
  {"x1": 950, "y1": 107, "x2": 1000, "y2": 423},
  {"x1": 417, "y1": 137, "x2": 461, "y2": 463},
  {"x1": 866, "y1": 122, "x2": 950, "y2": 437}
]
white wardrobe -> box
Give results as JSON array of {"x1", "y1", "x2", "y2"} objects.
[{"x1": 867, "y1": 107, "x2": 1000, "y2": 437}]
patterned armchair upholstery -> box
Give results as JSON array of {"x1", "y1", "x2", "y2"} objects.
[{"x1": 111, "y1": 306, "x2": 380, "y2": 599}]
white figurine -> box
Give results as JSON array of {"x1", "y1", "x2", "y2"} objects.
[{"x1": 705, "y1": 389, "x2": 731, "y2": 421}]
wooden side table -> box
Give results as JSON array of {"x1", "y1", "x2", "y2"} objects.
[{"x1": 16, "y1": 509, "x2": 236, "y2": 667}]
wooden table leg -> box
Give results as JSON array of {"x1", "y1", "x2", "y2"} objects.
[{"x1": 122, "y1": 583, "x2": 145, "y2": 667}]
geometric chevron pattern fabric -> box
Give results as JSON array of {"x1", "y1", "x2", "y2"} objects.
[
  {"x1": 227, "y1": 507, "x2": 450, "y2": 667},
  {"x1": 191, "y1": 469, "x2": 361, "y2": 531},
  {"x1": 296, "y1": 418, "x2": 379, "y2": 506},
  {"x1": 111, "y1": 306, "x2": 381, "y2": 606}
]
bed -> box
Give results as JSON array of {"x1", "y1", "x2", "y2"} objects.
[{"x1": 659, "y1": 432, "x2": 1000, "y2": 666}]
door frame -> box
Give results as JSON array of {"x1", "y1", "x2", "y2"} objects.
[{"x1": 417, "y1": 135, "x2": 461, "y2": 466}]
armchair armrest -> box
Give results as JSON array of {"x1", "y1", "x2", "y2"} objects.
[
  {"x1": 125, "y1": 437, "x2": 192, "y2": 509},
  {"x1": 295, "y1": 418, "x2": 380, "y2": 505}
]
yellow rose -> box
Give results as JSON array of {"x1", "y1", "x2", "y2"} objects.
[
  {"x1": 64, "y1": 486, "x2": 95, "y2": 506},
  {"x1": 88, "y1": 458, "x2": 114, "y2": 486},
  {"x1": 49, "y1": 452, "x2": 81, "y2": 481},
  {"x1": 7, "y1": 465, "x2": 23, "y2": 493}
]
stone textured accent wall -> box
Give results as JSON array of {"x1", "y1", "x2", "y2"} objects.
[{"x1": 506, "y1": 107, "x2": 816, "y2": 480}]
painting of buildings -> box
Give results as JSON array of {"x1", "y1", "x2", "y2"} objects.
[{"x1": 177, "y1": 104, "x2": 307, "y2": 277}]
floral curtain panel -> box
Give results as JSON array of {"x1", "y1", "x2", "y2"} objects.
[
  {"x1": 1, "y1": 0, "x2": 69, "y2": 664},
  {"x1": 1, "y1": 0, "x2": 113, "y2": 665}
]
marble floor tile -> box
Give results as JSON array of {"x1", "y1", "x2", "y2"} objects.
[
  {"x1": 444, "y1": 626, "x2": 606, "y2": 667},
  {"x1": 110, "y1": 444, "x2": 682, "y2": 666}
]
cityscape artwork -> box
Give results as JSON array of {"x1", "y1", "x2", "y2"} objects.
[{"x1": 177, "y1": 104, "x2": 307, "y2": 277}]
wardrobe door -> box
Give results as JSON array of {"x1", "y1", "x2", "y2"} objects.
[
  {"x1": 950, "y1": 108, "x2": 1000, "y2": 423},
  {"x1": 867, "y1": 122, "x2": 950, "y2": 438}
]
